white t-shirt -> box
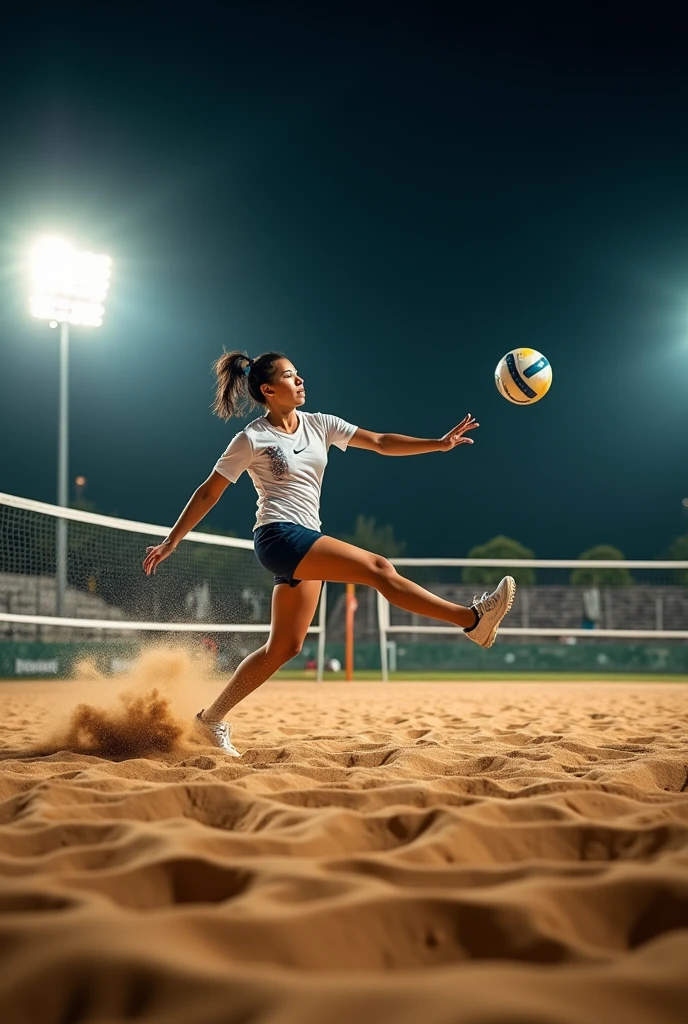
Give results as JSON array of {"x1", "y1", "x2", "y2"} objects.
[{"x1": 214, "y1": 411, "x2": 357, "y2": 532}]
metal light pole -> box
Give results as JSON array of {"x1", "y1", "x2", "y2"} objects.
[
  {"x1": 29, "y1": 237, "x2": 112, "y2": 616},
  {"x1": 56, "y1": 321, "x2": 70, "y2": 615}
]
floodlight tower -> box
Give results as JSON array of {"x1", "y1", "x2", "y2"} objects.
[{"x1": 29, "y1": 238, "x2": 112, "y2": 616}]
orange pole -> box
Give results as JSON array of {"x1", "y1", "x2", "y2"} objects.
[{"x1": 345, "y1": 583, "x2": 357, "y2": 681}]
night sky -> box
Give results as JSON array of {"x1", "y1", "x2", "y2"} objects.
[{"x1": 1, "y1": 8, "x2": 686, "y2": 559}]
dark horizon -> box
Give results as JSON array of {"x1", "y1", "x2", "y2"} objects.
[{"x1": 1, "y1": 9, "x2": 687, "y2": 559}]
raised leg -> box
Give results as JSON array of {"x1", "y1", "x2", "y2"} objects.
[{"x1": 295, "y1": 535, "x2": 477, "y2": 628}]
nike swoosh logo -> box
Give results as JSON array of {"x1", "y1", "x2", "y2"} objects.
[{"x1": 294, "y1": 447, "x2": 308, "y2": 455}]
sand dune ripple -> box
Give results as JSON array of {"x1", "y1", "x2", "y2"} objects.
[{"x1": 0, "y1": 672, "x2": 687, "y2": 1023}]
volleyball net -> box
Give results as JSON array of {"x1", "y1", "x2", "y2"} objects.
[
  {"x1": 2, "y1": 491, "x2": 687, "y2": 680},
  {"x1": 375, "y1": 557, "x2": 688, "y2": 679},
  {"x1": 0, "y1": 492, "x2": 327, "y2": 679}
]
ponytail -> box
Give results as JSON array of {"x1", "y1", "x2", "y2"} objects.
[{"x1": 212, "y1": 349, "x2": 287, "y2": 420}]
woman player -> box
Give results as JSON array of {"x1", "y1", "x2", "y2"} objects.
[{"x1": 142, "y1": 352, "x2": 515, "y2": 755}]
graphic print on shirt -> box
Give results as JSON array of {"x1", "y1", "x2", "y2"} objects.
[{"x1": 264, "y1": 445, "x2": 289, "y2": 480}]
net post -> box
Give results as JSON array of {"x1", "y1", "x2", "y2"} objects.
[
  {"x1": 345, "y1": 583, "x2": 356, "y2": 681},
  {"x1": 316, "y1": 582, "x2": 327, "y2": 682},
  {"x1": 377, "y1": 589, "x2": 389, "y2": 682}
]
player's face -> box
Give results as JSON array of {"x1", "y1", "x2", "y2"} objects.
[{"x1": 267, "y1": 359, "x2": 306, "y2": 407}]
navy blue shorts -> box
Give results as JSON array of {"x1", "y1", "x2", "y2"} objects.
[{"x1": 253, "y1": 522, "x2": 322, "y2": 587}]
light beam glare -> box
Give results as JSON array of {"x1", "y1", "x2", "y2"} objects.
[{"x1": 29, "y1": 236, "x2": 112, "y2": 328}]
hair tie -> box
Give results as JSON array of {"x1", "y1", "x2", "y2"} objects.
[{"x1": 243, "y1": 360, "x2": 253, "y2": 377}]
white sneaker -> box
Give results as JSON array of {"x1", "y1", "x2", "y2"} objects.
[
  {"x1": 464, "y1": 576, "x2": 516, "y2": 648},
  {"x1": 193, "y1": 711, "x2": 241, "y2": 757}
]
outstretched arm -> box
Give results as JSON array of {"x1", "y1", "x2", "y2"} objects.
[
  {"x1": 348, "y1": 414, "x2": 479, "y2": 456},
  {"x1": 142, "y1": 470, "x2": 230, "y2": 575}
]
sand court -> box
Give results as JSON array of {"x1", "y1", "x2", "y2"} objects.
[{"x1": 0, "y1": 663, "x2": 687, "y2": 1023}]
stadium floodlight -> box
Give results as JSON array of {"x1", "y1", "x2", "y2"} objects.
[
  {"x1": 28, "y1": 236, "x2": 113, "y2": 616},
  {"x1": 29, "y1": 236, "x2": 111, "y2": 327}
]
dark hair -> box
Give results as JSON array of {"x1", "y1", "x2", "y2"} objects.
[{"x1": 212, "y1": 350, "x2": 286, "y2": 420}]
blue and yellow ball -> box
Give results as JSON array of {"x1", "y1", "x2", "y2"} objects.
[{"x1": 495, "y1": 348, "x2": 552, "y2": 405}]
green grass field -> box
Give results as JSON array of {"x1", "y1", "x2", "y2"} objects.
[{"x1": 273, "y1": 670, "x2": 688, "y2": 683}]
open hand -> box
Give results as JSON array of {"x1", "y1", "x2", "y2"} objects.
[
  {"x1": 439, "y1": 414, "x2": 479, "y2": 451},
  {"x1": 143, "y1": 541, "x2": 175, "y2": 576}
]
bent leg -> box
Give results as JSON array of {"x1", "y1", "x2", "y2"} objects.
[
  {"x1": 202, "y1": 580, "x2": 323, "y2": 721},
  {"x1": 294, "y1": 536, "x2": 477, "y2": 629}
]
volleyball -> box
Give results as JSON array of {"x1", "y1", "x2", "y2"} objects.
[{"x1": 495, "y1": 348, "x2": 552, "y2": 405}]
